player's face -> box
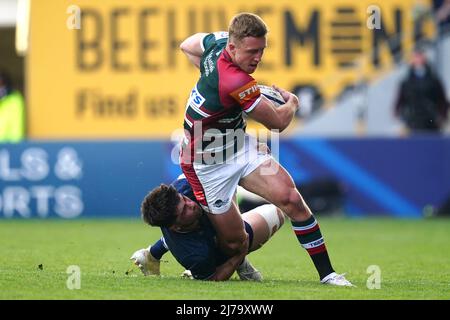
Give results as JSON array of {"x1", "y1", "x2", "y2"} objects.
[
  {"x1": 230, "y1": 36, "x2": 266, "y2": 74},
  {"x1": 172, "y1": 194, "x2": 203, "y2": 231}
]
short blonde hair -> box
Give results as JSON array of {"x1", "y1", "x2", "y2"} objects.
[{"x1": 228, "y1": 13, "x2": 268, "y2": 42}]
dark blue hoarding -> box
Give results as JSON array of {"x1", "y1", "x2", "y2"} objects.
[
  {"x1": 0, "y1": 141, "x2": 165, "y2": 218},
  {"x1": 1, "y1": 136, "x2": 449, "y2": 218}
]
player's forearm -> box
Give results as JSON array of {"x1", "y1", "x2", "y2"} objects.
[
  {"x1": 209, "y1": 234, "x2": 249, "y2": 281},
  {"x1": 209, "y1": 251, "x2": 247, "y2": 281},
  {"x1": 274, "y1": 102, "x2": 297, "y2": 132},
  {"x1": 249, "y1": 98, "x2": 297, "y2": 132}
]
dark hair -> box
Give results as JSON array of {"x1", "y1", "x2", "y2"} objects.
[
  {"x1": 141, "y1": 184, "x2": 180, "y2": 227},
  {"x1": 228, "y1": 12, "x2": 268, "y2": 42}
]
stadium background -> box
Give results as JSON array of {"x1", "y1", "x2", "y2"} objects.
[{"x1": 1, "y1": 0, "x2": 449, "y2": 219}]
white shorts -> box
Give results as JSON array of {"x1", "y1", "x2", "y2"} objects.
[{"x1": 181, "y1": 134, "x2": 272, "y2": 214}]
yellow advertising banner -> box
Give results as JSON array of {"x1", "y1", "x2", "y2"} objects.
[{"x1": 27, "y1": 0, "x2": 434, "y2": 139}]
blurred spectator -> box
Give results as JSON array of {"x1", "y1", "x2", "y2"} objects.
[
  {"x1": 433, "y1": 0, "x2": 450, "y2": 36},
  {"x1": 0, "y1": 71, "x2": 25, "y2": 142},
  {"x1": 394, "y1": 47, "x2": 449, "y2": 132},
  {"x1": 433, "y1": 0, "x2": 450, "y2": 83}
]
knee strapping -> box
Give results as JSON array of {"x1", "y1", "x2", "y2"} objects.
[{"x1": 257, "y1": 204, "x2": 284, "y2": 236}]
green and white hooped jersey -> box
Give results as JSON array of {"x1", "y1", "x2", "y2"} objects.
[{"x1": 182, "y1": 32, "x2": 263, "y2": 164}]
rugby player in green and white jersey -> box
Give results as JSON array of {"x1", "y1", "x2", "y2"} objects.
[{"x1": 178, "y1": 12, "x2": 352, "y2": 286}]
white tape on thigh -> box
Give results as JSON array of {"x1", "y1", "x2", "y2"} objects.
[{"x1": 257, "y1": 204, "x2": 282, "y2": 234}]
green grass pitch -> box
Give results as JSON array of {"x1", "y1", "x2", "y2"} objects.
[{"x1": 1, "y1": 217, "x2": 449, "y2": 300}]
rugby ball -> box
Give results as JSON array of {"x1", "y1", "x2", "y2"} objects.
[{"x1": 259, "y1": 85, "x2": 285, "y2": 106}]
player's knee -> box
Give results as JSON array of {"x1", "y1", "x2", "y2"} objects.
[{"x1": 275, "y1": 188, "x2": 301, "y2": 207}]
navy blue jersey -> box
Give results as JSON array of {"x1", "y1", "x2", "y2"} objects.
[{"x1": 161, "y1": 177, "x2": 252, "y2": 280}]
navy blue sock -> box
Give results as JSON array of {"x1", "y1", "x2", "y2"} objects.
[{"x1": 149, "y1": 237, "x2": 168, "y2": 260}]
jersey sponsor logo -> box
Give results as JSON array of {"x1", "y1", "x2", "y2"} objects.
[
  {"x1": 230, "y1": 80, "x2": 260, "y2": 104},
  {"x1": 238, "y1": 86, "x2": 258, "y2": 100},
  {"x1": 203, "y1": 51, "x2": 216, "y2": 77},
  {"x1": 238, "y1": 84, "x2": 259, "y2": 100},
  {"x1": 188, "y1": 86, "x2": 206, "y2": 109}
]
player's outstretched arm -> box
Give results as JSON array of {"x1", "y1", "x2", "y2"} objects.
[{"x1": 180, "y1": 33, "x2": 208, "y2": 68}]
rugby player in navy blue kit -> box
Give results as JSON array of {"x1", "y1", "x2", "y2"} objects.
[{"x1": 131, "y1": 175, "x2": 284, "y2": 281}]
